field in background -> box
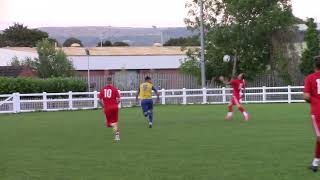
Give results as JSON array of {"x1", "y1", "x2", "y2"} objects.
[{"x1": 0, "y1": 104, "x2": 319, "y2": 180}]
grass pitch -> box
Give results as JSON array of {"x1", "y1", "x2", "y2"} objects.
[{"x1": 0, "y1": 104, "x2": 319, "y2": 180}]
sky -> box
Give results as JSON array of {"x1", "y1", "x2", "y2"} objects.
[{"x1": 0, "y1": 0, "x2": 319, "y2": 30}]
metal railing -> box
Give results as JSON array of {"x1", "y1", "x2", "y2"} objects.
[{"x1": 0, "y1": 86, "x2": 305, "y2": 114}]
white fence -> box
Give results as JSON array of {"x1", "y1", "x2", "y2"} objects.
[{"x1": 0, "y1": 86, "x2": 305, "y2": 114}]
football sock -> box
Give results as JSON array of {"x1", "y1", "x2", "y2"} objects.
[
  {"x1": 315, "y1": 141, "x2": 320, "y2": 159},
  {"x1": 148, "y1": 111, "x2": 153, "y2": 124},
  {"x1": 111, "y1": 123, "x2": 119, "y2": 134},
  {"x1": 238, "y1": 107, "x2": 245, "y2": 113},
  {"x1": 228, "y1": 106, "x2": 233, "y2": 112}
]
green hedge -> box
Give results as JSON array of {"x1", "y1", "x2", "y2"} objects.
[{"x1": 0, "y1": 77, "x2": 86, "y2": 94}]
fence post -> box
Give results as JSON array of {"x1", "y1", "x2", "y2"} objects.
[
  {"x1": 43, "y1": 92, "x2": 47, "y2": 111},
  {"x1": 288, "y1": 85, "x2": 292, "y2": 104},
  {"x1": 161, "y1": 89, "x2": 166, "y2": 105},
  {"x1": 262, "y1": 86, "x2": 266, "y2": 103},
  {"x1": 222, "y1": 87, "x2": 226, "y2": 104},
  {"x1": 94, "y1": 91, "x2": 98, "y2": 108},
  {"x1": 13, "y1": 93, "x2": 20, "y2": 113},
  {"x1": 68, "y1": 91, "x2": 73, "y2": 110},
  {"x1": 183, "y1": 88, "x2": 187, "y2": 105},
  {"x1": 202, "y1": 87, "x2": 207, "y2": 104}
]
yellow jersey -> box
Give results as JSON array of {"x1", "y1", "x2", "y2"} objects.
[{"x1": 139, "y1": 82, "x2": 157, "y2": 100}]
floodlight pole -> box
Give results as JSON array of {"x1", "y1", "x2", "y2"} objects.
[
  {"x1": 85, "y1": 48, "x2": 90, "y2": 92},
  {"x1": 199, "y1": 0, "x2": 206, "y2": 88},
  {"x1": 160, "y1": 31, "x2": 164, "y2": 45},
  {"x1": 232, "y1": 52, "x2": 237, "y2": 78}
]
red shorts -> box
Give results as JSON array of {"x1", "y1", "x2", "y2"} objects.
[
  {"x1": 312, "y1": 115, "x2": 320, "y2": 138},
  {"x1": 231, "y1": 95, "x2": 241, "y2": 105},
  {"x1": 104, "y1": 104, "x2": 119, "y2": 127}
]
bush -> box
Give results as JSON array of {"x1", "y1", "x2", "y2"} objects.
[{"x1": 0, "y1": 77, "x2": 86, "y2": 94}]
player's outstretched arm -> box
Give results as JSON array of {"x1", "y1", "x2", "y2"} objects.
[
  {"x1": 152, "y1": 86, "x2": 160, "y2": 104},
  {"x1": 219, "y1": 76, "x2": 230, "y2": 85},
  {"x1": 156, "y1": 92, "x2": 160, "y2": 104},
  {"x1": 303, "y1": 93, "x2": 311, "y2": 103},
  {"x1": 116, "y1": 90, "x2": 121, "y2": 104},
  {"x1": 98, "y1": 91, "x2": 104, "y2": 109},
  {"x1": 241, "y1": 80, "x2": 246, "y2": 98},
  {"x1": 98, "y1": 100, "x2": 104, "y2": 109}
]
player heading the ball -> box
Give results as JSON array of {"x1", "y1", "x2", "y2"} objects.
[
  {"x1": 219, "y1": 73, "x2": 249, "y2": 121},
  {"x1": 136, "y1": 76, "x2": 160, "y2": 128}
]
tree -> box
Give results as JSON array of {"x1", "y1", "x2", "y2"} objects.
[
  {"x1": 180, "y1": 48, "x2": 201, "y2": 79},
  {"x1": 182, "y1": 0, "x2": 295, "y2": 80},
  {"x1": 63, "y1": 37, "x2": 83, "y2": 47},
  {"x1": 9, "y1": 56, "x2": 35, "y2": 68},
  {"x1": 33, "y1": 39, "x2": 75, "y2": 78},
  {"x1": 48, "y1": 38, "x2": 60, "y2": 46},
  {"x1": 1, "y1": 23, "x2": 48, "y2": 47},
  {"x1": 299, "y1": 18, "x2": 320, "y2": 75},
  {"x1": 113, "y1": 41, "x2": 129, "y2": 46},
  {"x1": 97, "y1": 40, "x2": 112, "y2": 47},
  {"x1": 164, "y1": 36, "x2": 200, "y2": 46},
  {"x1": 0, "y1": 34, "x2": 6, "y2": 47}
]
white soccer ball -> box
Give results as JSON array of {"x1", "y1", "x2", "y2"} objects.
[{"x1": 223, "y1": 55, "x2": 231, "y2": 63}]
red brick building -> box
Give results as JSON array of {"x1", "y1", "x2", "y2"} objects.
[{"x1": 0, "y1": 66, "x2": 36, "y2": 78}]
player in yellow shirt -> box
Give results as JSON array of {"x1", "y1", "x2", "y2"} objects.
[{"x1": 136, "y1": 76, "x2": 160, "y2": 128}]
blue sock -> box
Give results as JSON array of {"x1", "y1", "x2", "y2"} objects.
[{"x1": 148, "y1": 111, "x2": 153, "y2": 124}]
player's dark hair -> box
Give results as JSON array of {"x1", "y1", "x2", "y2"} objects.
[
  {"x1": 241, "y1": 73, "x2": 245, "y2": 79},
  {"x1": 145, "y1": 76, "x2": 151, "y2": 81},
  {"x1": 107, "y1": 77, "x2": 112, "y2": 83},
  {"x1": 314, "y1": 56, "x2": 320, "y2": 70}
]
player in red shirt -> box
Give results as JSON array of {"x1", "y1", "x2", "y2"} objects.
[
  {"x1": 304, "y1": 56, "x2": 320, "y2": 172},
  {"x1": 220, "y1": 73, "x2": 249, "y2": 121},
  {"x1": 99, "y1": 77, "x2": 121, "y2": 141}
]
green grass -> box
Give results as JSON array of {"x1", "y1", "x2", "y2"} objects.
[{"x1": 0, "y1": 104, "x2": 318, "y2": 180}]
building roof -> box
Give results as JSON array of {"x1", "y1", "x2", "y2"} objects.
[
  {"x1": 0, "y1": 48, "x2": 38, "y2": 66},
  {"x1": 0, "y1": 48, "x2": 188, "y2": 70},
  {"x1": 2, "y1": 46, "x2": 194, "y2": 56},
  {"x1": 70, "y1": 55, "x2": 185, "y2": 70}
]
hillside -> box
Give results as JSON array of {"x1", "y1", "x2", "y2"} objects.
[{"x1": 38, "y1": 26, "x2": 196, "y2": 47}]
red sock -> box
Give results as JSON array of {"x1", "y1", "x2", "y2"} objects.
[
  {"x1": 316, "y1": 141, "x2": 320, "y2": 158},
  {"x1": 238, "y1": 107, "x2": 245, "y2": 113},
  {"x1": 228, "y1": 106, "x2": 233, "y2": 112}
]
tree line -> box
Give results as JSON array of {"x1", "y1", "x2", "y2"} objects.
[
  {"x1": 0, "y1": 23, "x2": 130, "y2": 48},
  {"x1": 181, "y1": 0, "x2": 320, "y2": 83}
]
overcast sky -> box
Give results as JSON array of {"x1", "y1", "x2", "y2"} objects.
[{"x1": 0, "y1": 0, "x2": 319, "y2": 30}]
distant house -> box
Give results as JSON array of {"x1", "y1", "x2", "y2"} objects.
[
  {"x1": 0, "y1": 66, "x2": 36, "y2": 78},
  {"x1": 293, "y1": 23, "x2": 320, "y2": 56}
]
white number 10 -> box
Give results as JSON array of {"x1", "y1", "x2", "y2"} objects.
[
  {"x1": 317, "y1": 79, "x2": 320, "y2": 94},
  {"x1": 104, "y1": 89, "x2": 112, "y2": 98}
]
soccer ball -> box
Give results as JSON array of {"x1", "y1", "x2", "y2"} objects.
[{"x1": 223, "y1": 55, "x2": 231, "y2": 63}]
